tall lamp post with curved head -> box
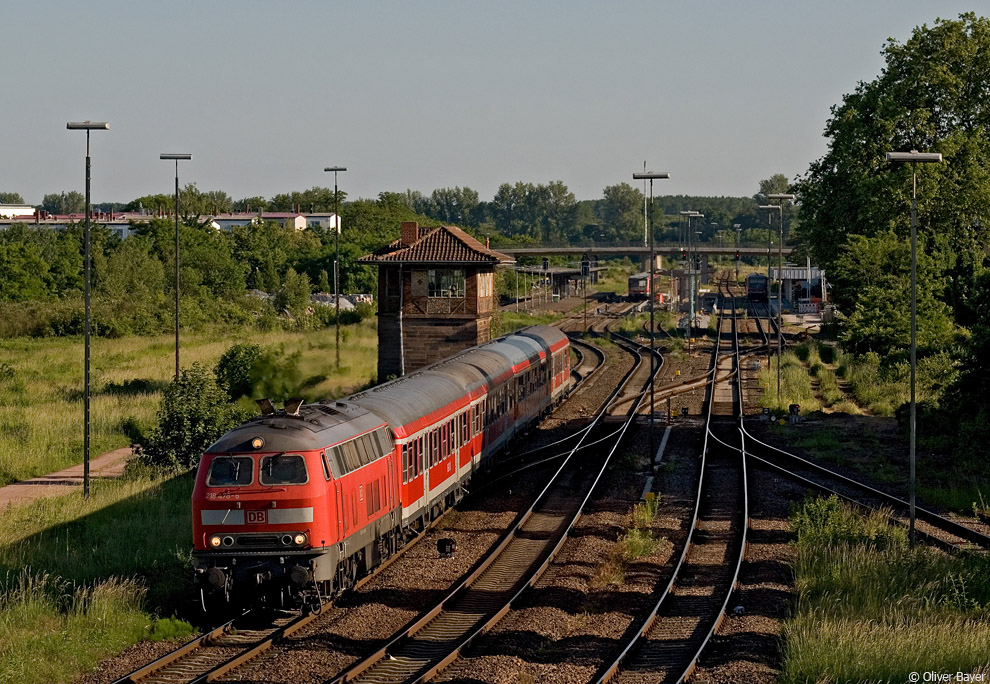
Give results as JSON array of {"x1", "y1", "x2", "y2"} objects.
[
  {"x1": 324, "y1": 166, "x2": 347, "y2": 369},
  {"x1": 886, "y1": 149, "x2": 942, "y2": 549},
  {"x1": 160, "y1": 153, "x2": 192, "y2": 381},
  {"x1": 67, "y1": 120, "x2": 109, "y2": 498},
  {"x1": 633, "y1": 170, "x2": 670, "y2": 467}
]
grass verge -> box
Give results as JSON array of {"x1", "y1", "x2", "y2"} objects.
[
  {"x1": 759, "y1": 351, "x2": 821, "y2": 415},
  {"x1": 0, "y1": 470, "x2": 197, "y2": 684},
  {"x1": 782, "y1": 496, "x2": 990, "y2": 682},
  {"x1": 0, "y1": 320, "x2": 378, "y2": 486}
]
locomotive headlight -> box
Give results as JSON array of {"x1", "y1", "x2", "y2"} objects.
[
  {"x1": 293, "y1": 533, "x2": 307, "y2": 546},
  {"x1": 251, "y1": 437, "x2": 265, "y2": 450},
  {"x1": 209, "y1": 535, "x2": 222, "y2": 548}
]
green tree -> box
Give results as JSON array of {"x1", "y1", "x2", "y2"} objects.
[
  {"x1": 140, "y1": 364, "x2": 249, "y2": 470},
  {"x1": 0, "y1": 192, "x2": 25, "y2": 204},
  {"x1": 317, "y1": 269, "x2": 331, "y2": 294},
  {"x1": 214, "y1": 343, "x2": 264, "y2": 400},
  {"x1": 273, "y1": 267, "x2": 311, "y2": 315},
  {"x1": 41, "y1": 191, "x2": 85, "y2": 215},
  {"x1": 755, "y1": 174, "x2": 791, "y2": 201},
  {"x1": 795, "y1": 12, "x2": 990, "y2": 309},
  {"x1": 599, "y1": 183, "x2": 645, "y2": 242},
  {"x1": 233, "y1": 196, "x2": 266, "y2": 212},
  {"x1": 0, "y1": 242, "x2": 50, "y2": 301},
  {"x1": 126, "y1": 194, "x2": 172, "y2": 214}
]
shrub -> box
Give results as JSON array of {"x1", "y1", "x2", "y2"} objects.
[
  {"x1": 139, "y1": 363, "x2": 250, "y2": 470},
  {"x1": 791, "y1": 495, "x2": 906, "y2": 550},
  {"x1": 214, "y1": 343, "x2": 264, "y2": 400}
]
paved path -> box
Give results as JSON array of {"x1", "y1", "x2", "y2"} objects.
[{"x1": 0, "y1": 447, "x2": 133, "y2": 509}]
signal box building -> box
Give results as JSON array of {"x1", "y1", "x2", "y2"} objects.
[{"x1": 359, "y1": 221, "x2": 514, "y2": 380}]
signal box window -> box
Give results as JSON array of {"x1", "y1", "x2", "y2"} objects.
[
  {"x1": 207, "y1": 456, "x2": 253, "y2": 487},
  {"x1": 260, "y1": 454, "x2": 308, "y2": 485},
  {"x1": 428, "y1": 269, "x2": 465, "y2": 298}
]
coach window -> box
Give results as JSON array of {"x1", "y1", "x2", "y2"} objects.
[
  {"x1": 401, "y1": 443, "x2": 409, "y2": 484},
  {"x1": 260, "y1": 454, "x2": 308, "y2": 485},
  {"x1": 206, "y1": 456, "x2": 253, "y2": 487}
]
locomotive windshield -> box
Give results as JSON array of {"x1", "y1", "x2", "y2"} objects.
[
  {"x1": 260, "y1": 454, "x2": 309, "y2": 485},
  {"x1": 206, "y1": 456, "x2": 254, "y2": 487}
]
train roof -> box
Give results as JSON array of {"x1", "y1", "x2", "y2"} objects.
[
  {"x1": 513, "y1": 324, "x2": 568, "y2": 351},
  {"x1": 207, "y1": 326, "x2": 571, "y2": 450},
  {"x1": 348, "y1": 326, "x2": 567, "y2": 435},
  {"x1": 206, "y1": 400, "x2": 384, "y2": 454}
]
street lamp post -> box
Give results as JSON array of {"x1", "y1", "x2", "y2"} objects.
[
  {"x1": 768, "y1": 193, "x2": 795, "y2": 405},
  {"x1": 160, "y1": 153, "x2": 192, "y2": 381},
  {"x1": 633, "y1": 170, "x2": 670, "y2": 468},
  {"x1": 759, "y1": 202, "x2": 786, "y2": 404},
  {"x1": 733, "y1": 224, "x2": 742, "y2": 281},
  {"x1": 678, "y1": 210, "x2": 701, "y2": 342},
  {"x1": 67, "y1": 121, "x2": 109, "y2": 498},
  {"x1": 324, "y1": 166, "x2": 347, "y2": 369},
  {"x1": 886, "y1": 150, "x2": 943, "y2": 549}
]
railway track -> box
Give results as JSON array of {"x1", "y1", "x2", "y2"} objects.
[
  {"x1": 323, "y1": 316, "x2": 661, "y2": 684},
  {"x1": 595, "y1": 285, "x2": 750, "y2": 684},
  {"x1": 110, "y1": 536, "x2": 422, "y2": 684},
  {"x1": 733, "y1": 289, "x2": 990, "y2": 552},
  {"x1": 110, "y1": 315, "x2": 626, "y2": 684}
]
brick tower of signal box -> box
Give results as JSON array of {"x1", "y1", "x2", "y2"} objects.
[{"x1": 358, "y1": 221, "x2": 514, "y2": 380}]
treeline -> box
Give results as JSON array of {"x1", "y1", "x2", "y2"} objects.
[
  {"x1": 6, "y1": 176, "x2": 791, "y2": 248},
  {"x1": 0, "y1": 193, "x2": 430, "y2": 337},
  {"x1": 401, "y1": 180, "x2": 789, "y2": 245}
]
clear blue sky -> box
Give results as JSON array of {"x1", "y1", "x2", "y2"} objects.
[{"x1": 1, "y1": 1, "x2": 980, "y2": 205}]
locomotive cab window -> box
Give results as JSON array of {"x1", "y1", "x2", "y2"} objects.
[
  {"x1": 206, "y1": 455, "x2": 253, "y2": 487},
  {"x1": 260, "y1": 454, "x2": 308, "y2": 485}
]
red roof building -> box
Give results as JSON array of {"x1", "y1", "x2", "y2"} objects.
[{"x1": 359, "y1": 221, "x2": 514, "y2": 379}]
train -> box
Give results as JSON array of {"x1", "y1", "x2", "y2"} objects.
[
  {"x1": 628, "y1": 271, "x2": 662, "y2": 300},
  {"x1": 190, "y1": 325, "x2": 571, "y2": 608},
  {"x1": 746, "y1": 273, "x2": 769, "y2": 302}
]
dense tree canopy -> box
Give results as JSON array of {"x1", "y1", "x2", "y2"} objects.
[
  {"x1": 796, "y1": 12, "x2": 990, "y2": 313},
  {"x1": 41, "y1": 191, "x2": 85, "y2": 215},
  {"x1": 794, "y1": 12, "x2": 990, "y2": 455}
]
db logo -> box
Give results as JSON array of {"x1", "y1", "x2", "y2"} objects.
[{"x1": 247, "y1": 510, "x2": 268, "y2": 525}]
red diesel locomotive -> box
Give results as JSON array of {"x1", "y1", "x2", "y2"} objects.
[{"x1": 191, "y1": 325, "x2": 570, "y2": 606}]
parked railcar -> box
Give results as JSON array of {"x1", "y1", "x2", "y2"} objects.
[
  {"x1": 628, "y1": 271, "x2": 661, "y2": 300},
  {"x1": 191, "y1": 325, "x2": 570, "y2": 608},
  {"x1": 746, "y1": 273, "x2": 769, "y2": 302}
]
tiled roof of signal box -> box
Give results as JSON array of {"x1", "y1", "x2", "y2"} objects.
[{"x1": 358, "y1": 224, "x2": 514, "y2": 265}]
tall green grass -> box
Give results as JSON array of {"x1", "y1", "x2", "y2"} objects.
[
  {"x1": 759, "y1": 351, "x2": 821, "y2": 414},
  {"x1": 835, "y1": 350, "x2": 957, "y2": 417},
  {"x1": 0, "y1": 471, "x2": 197, "y2": 684},
  {"x1": 782, "y1": 496, "x2": 990, "y2": 682},
  {"x1": 0, "y1": 320, "x2": 379, "y2": 486}
]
